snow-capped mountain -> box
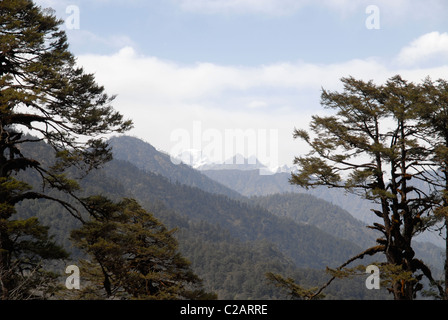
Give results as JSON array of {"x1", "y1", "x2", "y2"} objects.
[
  {"x1": 174, "y1": 149, "x2": 295, "y2": 174},
  {"x1": 174, "y1": 149, "x2": 212, "y2": 169},
  {"x1": 197, "y1": 153, "x2": 266, "y2": 171},
  {"x1": 269, "y1": 164, "x2": 294, "y2": 173}
]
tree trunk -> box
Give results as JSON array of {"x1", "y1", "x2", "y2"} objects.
[
  {"x1": 0, "y1": 231, "x2": 12, "y2": 300},
  {"x1": 445, "y1": 219, "x2": 448, "y2": 299}
]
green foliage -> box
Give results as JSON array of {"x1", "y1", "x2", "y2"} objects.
[
  {"x1": 102, "y1": 158, "x2": 362, "y2": 270},
  {"x1": 0, "y1": 174, "x2": 69, "y2": 299},
  {"x1": 266, "y1": 272, "x2": 323, "y2": 300},
  {"x1": 109, "y1": 136, "x2": 242, "y2": 200},
  {"x1": 11, "y1": 137, "x2": 394, "y2": 299},
  {"x1": 250, "y1": 193, "x2": 378, "y2": 250},
  {"x1": 0, "y1": 215, "x2": 69, "y2": 299},
  {"x1": 290, "y1": 75, "x2": 448, "y2": 299},
  {"x1": 0, "y1": 0, "x2": 131, "y2": 299},
  {"x1": 70, "y1": 197, "x2": 215, "y2": 300},
  {"x1": 9, "y1": 0, "x2": 442, "y2": 303}
]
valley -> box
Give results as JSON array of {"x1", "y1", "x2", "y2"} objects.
[{"x1": 15, "y1": 135, "x2": 445, "y2": 299}]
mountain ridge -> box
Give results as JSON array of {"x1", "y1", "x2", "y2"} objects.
[
  {"x1": 109, "y1": 135, "x2": 243, "y2": 200},
  {"x1": 14, "y1": 135, "x2": 391, "y2": 299},
  {"x1": 174, "y1": 147, "x2": 293, "y2": 173},
  {"x1": 200, "y1": 168, "x2": 446, "y2": 248},
  {"x1": 102, "y1": 158, "x2": 364, "y2": 269},
  {"x1": 108, "y1": 136, "x2": 443, "y2": 262}
]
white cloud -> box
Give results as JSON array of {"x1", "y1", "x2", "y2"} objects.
[
  {"x1": 396, "y1": 32, "x2": 448, "y2": 67},
  {"x1": 66, "y1": 30, "x2": 136, "y2": 52},
  {"x1": 77, "y1": 46, "x2": 389, "y2": 111},
  {"x1": 247, "y1": 100, "x2": 268, "y2": 109},
  {"x1": 76, "y1": 35, "x2": 448, "y2": 166}
]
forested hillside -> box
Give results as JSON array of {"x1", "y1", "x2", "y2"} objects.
[
  {"x1": 109, "y1": 136, "x2": 242, "y2": 200},
  {"x1": 201, "y1": 168, "x2": 380, "y2": 224},
  {"x1": 101, "y1": 159, "x2": 363, "y2": 269},
  {"x1": 14, "y1": 136, "x2": 391, "y2": 299},
  {"x1": 202, "y1": 168, "x2": 446, "y2": 248},
  {"x1": 250, "y1": 193, "x2": 444, "y2": 277}
]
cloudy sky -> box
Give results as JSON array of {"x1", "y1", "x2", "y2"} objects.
[{"x1": 35, "y1": 0, "x2": 448, "y2": 169}]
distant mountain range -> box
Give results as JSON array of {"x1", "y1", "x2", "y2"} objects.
[
  {"x1": 109, "y1": 136, "x2": 243, "y2": 200},
  {"x1": 199, "y1": 169, "x2": 445, "y2": 248},
  {"x1": 110, "y1": 136, "x2": 444, "y2": 271},
  {"x1": 173, "y1": 148, "x2": 293, "y2": 174},
  {"x1": 16, "y1": 135, "x2": 444, "y2": 299},
  {"x1": 172, "y1": 149, "x2": 381, "y2": 225},
  {"x1": 108, "y1": 136, "x2": 365, "y2": 267}
]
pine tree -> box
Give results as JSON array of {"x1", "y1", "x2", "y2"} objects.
[
  {"x1": 288, "y1": 75, "x2": 443, "y2": 299},
  {"x1": 70, "y1": 197, "x2": 216, "y2": 300},
  {"x1": 0, "y1": 0, "x2": 132, "y2": 299},
  {"x1": 415, "y1": 77, "x2": 448, "y2": 299}
]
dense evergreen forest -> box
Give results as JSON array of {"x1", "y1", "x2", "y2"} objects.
[
  {"x1": 4, "y1": 0, "x2": 448, "y2": 303},
  {"x1": 14, "y1": 135, "x2": 393, "y2": 299}
]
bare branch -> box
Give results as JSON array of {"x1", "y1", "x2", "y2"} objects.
[{"x1": 309, "y1": 245, "x2": 385, "y2": 299}]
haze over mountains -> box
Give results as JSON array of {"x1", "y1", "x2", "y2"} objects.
[
  {"x1": 109, "y1": 136, "x2": 444, "y2": 281},
  {"x1": 17, "y1": 135, "x2": 444, "y2": 299},
  {"x1": 174, "y1": 148, "x2": 291, "y2": 174},
  {"x1": 173, "y1": 144, "x2": 445, "y2": 248}
]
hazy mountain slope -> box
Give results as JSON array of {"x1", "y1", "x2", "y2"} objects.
[
  {"x1": 250, "y1": 193, "x2": 378, "y2": 250},
  {"x1": 201, "y1": 168, "x2": 446, "y2": 248},
  {"x1": 87, "y1": 159, "x2": 390, "y2": 298},
  {"x1": 109, "y1": 135, "x2": 243, "y2": 200},
  {"x1": 101, "y1": 159, "x2": 363, "y2": 269},
  {"x1": 201, "y1": 169, "x2": 378, "y2": 223},
  {"x1": 250, "y1": 193, "x2": 444, "y2": 274},
  {"x1": 12, "y1": 139, "x2": 297, "y2": 298},
  {"x1": 12, "y1": 137, "x2": 393, "y2": 299}
]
